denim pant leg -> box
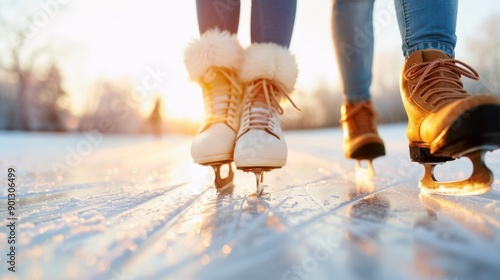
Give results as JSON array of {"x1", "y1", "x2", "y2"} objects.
[
  {"x1": 394, "y1": 0, "x2": 458, "y2": 57},
  {"x1": 197, "y1": 0, "x2": 241, "y2": 35},
  {"x1": 332, "y1": 0, "x2": 374, "y2": 103},
  {"x1": 251, "y1": 0, "x2": 296, "y2": 48}
]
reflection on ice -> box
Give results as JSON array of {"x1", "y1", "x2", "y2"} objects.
[
  {"x1": 344, "y1": 177, "x2": 391, "y2": 279},
  {"x1": 3, "y1": 125, "x2": 499, "y2": 280},
  {"x1": 419, "y1": 194, "x2": 496, "y2": 238}
]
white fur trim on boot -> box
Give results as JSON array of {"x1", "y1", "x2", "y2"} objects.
[
  {"x1": 184, "y1": 29, "x2": 244, "y2": 81},
  {"x1": 239, "y1": 43, "x2": 298, "y2": 92}
]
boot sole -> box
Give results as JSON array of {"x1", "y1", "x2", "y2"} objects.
[
  {"x1": 235, "y1": 158, "x2": 285, "y2": 169},
  {"x1": 348, "y1": 142, "x2": 386, "y2": 160},
  {"x1": 194, "y1": 154, "x2": 233, "y2": 165}
]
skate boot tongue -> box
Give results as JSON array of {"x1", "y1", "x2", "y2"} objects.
[
  {"x1": 404, "y1": 50, "x2": 479, "y2": 109},
  {"x1": 240, "y1": 79, "x2": 299, "y2": 136},
  {"x1": 249, "y1": 106, "x2": 272, "y2": 128},
  {"x1": 420, "y1": 50, "x2": 456, "y2": 90},
  {"x1": 200, "y1": 67, "x2": 242, "y2": 130},
  {"x1": 212, "y1": 95, "x2": 230, "y2": 117}
]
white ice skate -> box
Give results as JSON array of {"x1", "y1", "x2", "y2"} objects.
[
  {"x1": 184, "y1": 29, "x2": 244, "y2": 189},
  {"x1": 234, "y1": 43, "x2": 299, "y2": 195}
]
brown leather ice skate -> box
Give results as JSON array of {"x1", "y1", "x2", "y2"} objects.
[
  {"x1": 341, "y1": 100, "x2": 385, "y2": 178},
  {"x1": 400, "y1": 49, "x2": 500, "y2": 195}
]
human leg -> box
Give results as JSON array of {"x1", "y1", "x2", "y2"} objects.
[
  {"x1": 332, "y1": 0, "x2": 385, "y2": 168},
  {"x1": 395, "y1": 0, "x2": 500, "y2": 194},
  {"x1": 394, "y1": 0, "x2": 457, "y2": 57},
  {"x1": 196, "y1": 0, "x2": 241, "y2": 35},
  {"x1": 233, "y1": 0, "x2": 298, "y2": 194},
  {"x1": 332, "y1": 0, "x2": 374, "y2": 103},
  {"x1": 185, "y1": 15, "x2": 245, "y2": 188},
  {"x1": 250, "y1": 0, "x2": 296, "y2": 47}
]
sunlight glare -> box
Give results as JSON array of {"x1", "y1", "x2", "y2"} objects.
[{"x1": 164, "y1": 82, "x2": 204, "y2": 122}]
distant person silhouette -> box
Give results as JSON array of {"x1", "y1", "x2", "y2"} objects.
[{"x1": 149, "y1": 97, "x2": 163, "y2": 137}]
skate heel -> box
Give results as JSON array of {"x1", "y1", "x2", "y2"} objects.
[{"x1": 409, "y1": 145, "x2": 453, "y2": 163}]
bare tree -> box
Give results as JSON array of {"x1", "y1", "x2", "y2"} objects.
[
  {"x1": 0, "y1": 0, "x2": 70, "y2": 131},
  {"x1": 36, "y1": 64, "x2": 68, "y2": 131},
  {"x1": 1, "y1": 28, "x2": 63, "y2": 130},
  {"x1": 9, "y1": 30, "x2": 34, "y2": 130}
]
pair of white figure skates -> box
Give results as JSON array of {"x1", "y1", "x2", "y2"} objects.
[{"x1": 184, "y1": 29, "x2": 299, "y2": 195}]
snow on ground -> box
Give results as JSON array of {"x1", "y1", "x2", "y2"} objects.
[{"x1": 1, "y1": 124, "x2": 499, "y2": 280}]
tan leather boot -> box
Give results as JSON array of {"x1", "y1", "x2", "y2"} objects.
[
  {"x1": 340, "y1": 101, "x2": 385, "y2": 160},
  {"x1": 401, "y1": 49, "x2": 500, "y2": 195},
  {"x1": 400, "y1": 49, "x2": 500, "y2": 160}
]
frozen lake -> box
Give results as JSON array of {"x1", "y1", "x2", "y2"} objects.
[{"x1": 1, "y1": 124, "x2": 499, "y2": 280}]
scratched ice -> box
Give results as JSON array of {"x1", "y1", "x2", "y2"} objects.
[{"x1": 0, "y1": 124, "x2": 499, "y2": 280}]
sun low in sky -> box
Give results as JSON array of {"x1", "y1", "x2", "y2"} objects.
[{"x1": 1, "y1": 0, "x2": 498, "y2": 123}]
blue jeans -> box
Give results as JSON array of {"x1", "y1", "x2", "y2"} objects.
[
  {"x1": 394, "y1": 0, "x2": 457, "y2": 58},
  {"x1": 196, "y1": 0, "x2": 296, "y2": 48},
  {"x1": 332, "y1": 0, "x2": 375, "y2": 103},
  {"x1": 333, "y1": 0, "x2": 458, "y2": 102}
]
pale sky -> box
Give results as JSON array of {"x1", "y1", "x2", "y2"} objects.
[{"x1": 2, "y1": 0, "x2": 499, "y2": 120}]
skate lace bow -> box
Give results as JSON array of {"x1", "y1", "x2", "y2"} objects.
[
  {"x1": 404, "y1": 58, "x2": 480, "y2": 107},
  {"x1": 240, "y1": 79, "x2": 299, "y2": 133},
  {"x1": 341, "y1": 102, "x2": 383, "y2": 135},
  {"x1": 203, "y1": 68, "x2": 242, "y2": 126}
]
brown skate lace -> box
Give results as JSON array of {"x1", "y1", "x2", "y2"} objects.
[
  {"x1": 202, "y1": 68, "x2": 242, "y2": 126},
  {"x1": 404, "y1": 58, "x2": 480, "y2": 107},
  {"x1": 239, "y1": 79, "x2": 299, "y2": 134},
  {"x1": 341, "y1": 102, "x2": 382, "y2": 136}
]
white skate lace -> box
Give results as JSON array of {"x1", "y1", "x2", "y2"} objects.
[
  {"x1": 239, "y1": 79, "x2": 299, "y2": 135},
  {"x1": 202, "y1": 68, "x2": 242, "y2": 127},
  {"x1": 404, "y1": 58, "x2": 480, "y2": 107},
  {"x1": 341, "y1": 102, "x2": 383, "y2": 136}
]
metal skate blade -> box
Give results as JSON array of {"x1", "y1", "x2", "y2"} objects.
[
  {"x1": 211, "y1": 162, "x2": 234, "y2": 190},
  {"x1": 419, "y1": 151, "x2": 493, "y2": 196},
  {"x1": 251, "y1": 172, "x2": 265, "y2": 197},
  {"x1": 240, "y1": 167, "x2": 273, "y2": 197},
  {"x1": 355, "y1": 160, "x2": 375, "y2": 180}
]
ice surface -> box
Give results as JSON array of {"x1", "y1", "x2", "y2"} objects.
[{"x1": 1, "y1": 124, "x2": 499, "y2": 280}]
